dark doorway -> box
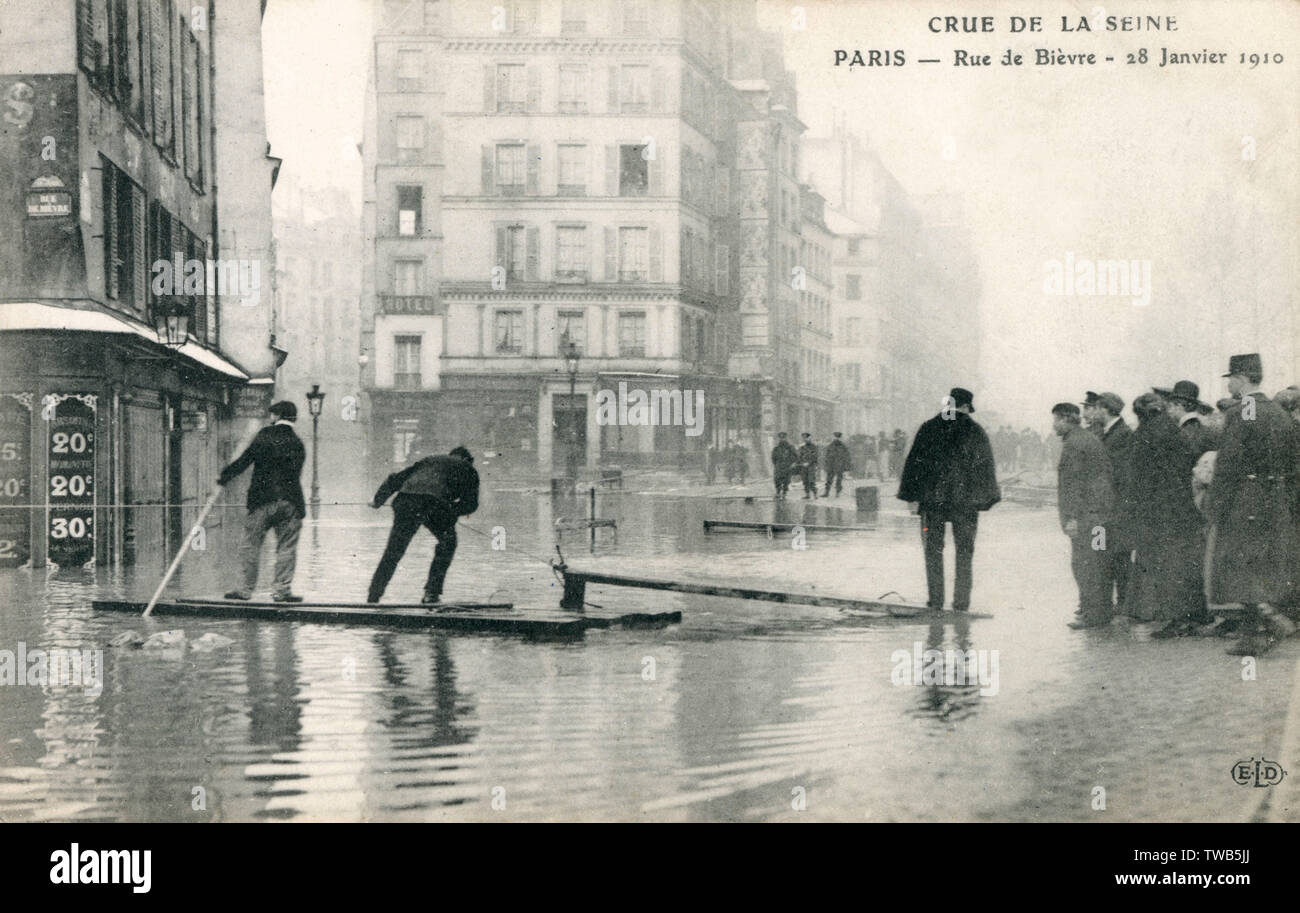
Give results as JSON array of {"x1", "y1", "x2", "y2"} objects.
[{"x1": 552, "y1": 394, "x2": 586, "y2": 475}]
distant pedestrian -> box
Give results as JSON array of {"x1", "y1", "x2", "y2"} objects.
[
  {"x1": 823, "y1": 431, "x2": 851, "y2": 497},
  {"x1": 898, "y1": 388, "x2": 1001, "y2": 611},
  {"x1": 890, "y1": 429, "x2": 907, "y2": 477},
  {"x1": 368, "y1": 446, "x2": 480, "y2": 606},
  {"x1": 1125, "y1": 394, "x2": 1208, "y2": 636},
  {"x1": 797, "y1": 433, "x2": 819, "y2": 499},
  {"x1": 771, "y1": 433, "x2": 798, "y2": 499},
  {"x1": 218, "y1": 401, "x2": 307, "y2": 603},
  {"x1": 862, "y1": 435, "x2": 878, "y2": 479},
  {"x1": 1209, "y1": 354, "x2": 1297, "y2": 655},
  {"x1": 1053, "y1": 402, "x2": 1115, "y2": 629}
]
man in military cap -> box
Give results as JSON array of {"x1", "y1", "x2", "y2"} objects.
[{"x1": 1209, "y1": 354, "x2": 1297, "y2": 654}]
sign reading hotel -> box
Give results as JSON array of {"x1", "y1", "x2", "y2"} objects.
[{"x1": 45, "y1": 394, "x2": 96, "y2": 568}]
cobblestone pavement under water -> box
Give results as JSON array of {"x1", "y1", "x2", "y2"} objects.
[{"x1": 1, "y1": 485, "x2": 1296, "y2": 821}]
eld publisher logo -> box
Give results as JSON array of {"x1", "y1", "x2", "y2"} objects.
[{"x1": 1231, "y1": 757, "x2": 1286, "y2": 788}]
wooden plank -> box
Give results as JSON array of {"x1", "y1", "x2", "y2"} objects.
[
  {"x1": 177, "y1": 597, "x2": 513, "y2": 611},
  {"x1": 703, "y1": 519, "x2": 873, "y2": 533},
  {"x1": 92, "y1": 599, "x2": 589, "y2": 636},
  {"x1": 554, "y1": 518, "x2": 617, "y2": 530},
  {"x1": 560, "y1": 568, "x2": 989, "y2": 618}
]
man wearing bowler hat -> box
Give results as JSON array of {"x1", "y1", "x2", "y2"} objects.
[
  {"x1": 1082, "y1": 391, "x2": 1134, "y2": 617},
  {"x1": 1208, "y1": 353, "x2": 1297, "y2": 655},
  {"x1": 898, "y1": 388, "x2": 1001, "y2": 611},
  {"x1": 1154, "y1": 379, "x2": 1218, "y2": 458},
  {"x1": 218, "y1": 400, "x2": 307, "y2": 602}
]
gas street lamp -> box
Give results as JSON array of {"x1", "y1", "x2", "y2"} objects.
[
  {"x1": 153, "y1": 298, "x2": 190, "y2": 348},
  {"x1": 306, "y1": 384, "x2": 325, "y2": 514}
]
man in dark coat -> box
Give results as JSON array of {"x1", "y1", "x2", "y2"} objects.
[
  {"x1": 770, "y1": 432, "x2": 798, "y2": 499},
  {"x1": 218, "y1": 400, "x2": 308, "y2": 602},
  {"x1": 1125, "y1": 394, "x2": 1208, "y2": 636},
  {"x1": 1208, "y1": 355, "x2": 1297, "y2": 655},
  {"x1": 823, "y1": 431, "x2": 851, "y2": 497},
  {"x1": 1155, "y1": 380, "x2": 1218, "y2": 459},
  {"x1": 898, "y1": 388, "x2": 1001, "y2": 611},
  {"x1": 797, "y1": 433, "x2": 819, "y2": 499},
  {"x1": 1053, "y1": 402, "x2": 1115, "y2": 628},
  {"x1": 368, "y1": 446, "x2": 480, "y2": 605},
  {"x1": 1082, "y1": 391, "x2": 1135, "y2": 617}
]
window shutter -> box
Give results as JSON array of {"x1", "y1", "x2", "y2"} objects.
[
  {"x1": 172, "y1": 217, "x2": 187, "y2": 320},
  {"x1": 483, "y1": 63, "x2": 495, "y2": 112},
  {"x1": 715, "y1": 243, "x2": 729, "y2": 296},
  {"x1": 205, "y1": 236, "x2": 217, "y2": 343},
  {"x1": 481, "y1": 144, "x2": 494, "y2": 194},
  {"x1": 104, "y1": 168, "x2": 119, "y2": 299},
  {"x1": 149, "y1": 0, "x2": 172, "y2": 150},
  {"x1": 526, "y1": 64, "x2": 540, "y2": 112},
  {"x1": 606, "y1": 65, "x2": 619, "y2": 113},
  {"x1": 650, "y1": 66, "x2": 664, "y2": 113},
  {"x1": 525, "y1": 226, "x2": 539, "y2": 280},
  {"x1": 526, "y1": 143, "x2": 539, "y2": 194},
  {"x1": 131, "y1": 185, "x2": 147, "y2": 315},
  {"x1": 648, "y1": 151, "x2": 663, "y2": 196},
  {"x1": 494, "y1": 225, "x2": 507, "y2": 271},
  {"x1": 605, "y1": 145, "x2": 617, "y2": 196},
  {"x1": 649, "y1": 227, "x2": 662, "y2": 282},
  {"x1": 77, "y1": 0, "x2": 98, "y2": 75},
  {"x1": 604, "y1": 226, "x2": 617, "y2": 281}
]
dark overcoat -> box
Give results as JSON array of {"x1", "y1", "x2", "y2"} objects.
[
  {"x1": 1207, "y1": 394, "x2": 1296, "y2": 605},
  {"x1": 898, "y1": 412, "x2": 1001, "y2": 513},
  {"x1": 1057, "y1": 425, "x2": 1114, "y2": 528}
]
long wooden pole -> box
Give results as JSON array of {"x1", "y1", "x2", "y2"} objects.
[{"x1": 142, "y1": 484, "x2": 222, "y2": 618}]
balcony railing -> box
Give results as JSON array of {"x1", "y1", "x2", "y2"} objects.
[{"x1": 377, "y1": 295, "x2": 443, "y2": 316}]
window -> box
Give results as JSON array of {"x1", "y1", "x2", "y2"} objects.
[
  {"x1": 181, "y1": 16, "x2": 204, "y2": 186},
  {"x1": 494, "y1": 310, "x2": 524, "y2": 353},
  {"x1": 393, "y1": 336, "x2": 422, "y2": 390},
  {"x1": 845, "y1": 273, "x2": 862, "y2": 301},
  {"x1": 149, "y1": 0, "x2": 174, "y2": 154},
  {"x1": 397, "y1": 49, "x2": 422, "y2": 90},
  {"x1": 102, "y1": 157, "x2": 145, "y2": 315},
  {"x1": 619, "y1": 144, "x2": 648, "y2": 196},
  {"x1": 496, "y1": 225, "x2": 527, "y2": 281},
  {"x1": 847, "y1": 238, "x2": 861, "y2": 255},
  {"x1": 556, "y1": 310, "x2": 585, "y2": 353},
  {"x1": 845, "y1": 317, "x2": 863, "y2": 345},
  {"x1": 397, "y1": 185, "x2": 423, "y2": 235},
  {"x1": 560, "y1": 0, "x2": 586, "y2": 32},
  {"x1": 619, "y1": 64, "x2": 649, "y2": 113},
  {"x1": 714, "y1": 243, "x2": 730, "y2": 296},
  {"x1": 496, "y1": 63, "x2": 526, "y2": 112},
  {"x1": 557, "y1": 145, "x2": 586, "y2": 195},
  {"x1": 618, "y1": 311, "x2": 647, "y2": 357},
  {"x1": 618, "y1": 227, "x2": 648, "y2": 282},
  {"x1": 392, "y1": 418, "x2": 420, "y2": 462},
  {"x1": 396, "y1": 115, "x2": 424, "y2": 163},
  {"x1": 393, "y1": 259, "x2": 423, "y2": 295},
  {"x1": 495, "y1": 143, "x2": 525, "y2": 195},
  {"x1": 509, "y1": 0, "x2": 537, "y2": 32},
  {"x1": 622, "y1": 0, "x2": 649, "y2": 34},
  {"x1": 555, "y1": 226, "x2": 588, "y2": 280},
  {"x1": 558, "y1": 65, "x2": 587, "y2": 113}
]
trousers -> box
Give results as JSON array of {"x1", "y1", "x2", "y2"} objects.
[
  {"x1": 921, "y1": 510, "x2": 978, "y2": 610},
  {"x1": 368, "y1": 494, "x2": 458, "y2": 602},
  {"x1": 239, "y1": 500, "x2": 301, "y2": 597}
]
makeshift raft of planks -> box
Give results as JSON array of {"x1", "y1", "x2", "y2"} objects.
[
  {"x1": 557, "y1": 567, "x2": 990, "y2": 619},
  {"x1": 92, "y1": 597, "x2": 681, "y2": 638},
  {"x1": 703, "y1": 519, "x2": 873, "y2": 534}
]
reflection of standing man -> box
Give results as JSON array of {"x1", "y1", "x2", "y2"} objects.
[
  {"x1": 1053, "y1": 403, "x2": 1115, "y2": 629},
  {"x1": 898, "y1": 389, "x2": 1001, "y2": 612},
  {"x1": 219, "y1": 401, "x2": 307, "y2": 603}
]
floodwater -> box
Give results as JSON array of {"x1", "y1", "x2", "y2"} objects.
[{"x1": 0, "y1": 483, "x2": 1294, "y2": 822}]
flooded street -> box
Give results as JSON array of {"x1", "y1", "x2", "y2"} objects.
[{"x1": 1, "y1": 485, "x2": 1294, "y2": 822}]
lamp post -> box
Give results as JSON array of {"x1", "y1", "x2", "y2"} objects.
[
  {"x1": 562, "y1": 334, "x2": 581, "y2": 483},
  {"x1": 306, "y1": 384, "x2": 325, "y2": 515}
]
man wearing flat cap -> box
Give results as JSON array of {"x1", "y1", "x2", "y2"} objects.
[
  {"x1": 1082, "y1": 390, "x2": 1135, "y2": 617},
  {"x1": 218, "y1": 400, "x2": 308, "y2": 602},
  {"x1": 898, "y1": 388, "x2": 1001, "y2": 611},
  {"x1": 1053, "y1": 402, "x2": 1116, "y2": 628},
  {"x1": 1155, "y1": 380, "x2": 1218, "y2": 459},
  {"x1": 1208, "y1": 354, "x2": 1297, "y2": 655}
]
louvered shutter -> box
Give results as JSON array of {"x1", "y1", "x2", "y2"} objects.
[
  {"x1": 525, "y1": 226, "x2": 539, "y2": 280},
  {"x1": 605, "y1": 145, "x2": 617, "y2": 196},
  {"x1": 481, "y1": 145, "x2": 494, "y2": 194},
  {"x1": 649, "y1": 227, "x2": 662, "y2": 282},
  {"x1": 604, "y1": 226, "x2": 617, "y2": 281},
  {"x1": 526, "y1": 143, "x2": 539, "y2": 194},
  {"x1": 131, "y1": 185, "x2": 147, "y2": 314}
]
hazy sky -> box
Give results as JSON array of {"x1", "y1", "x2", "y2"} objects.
[{"x1": 263, "y1": 0, "x2": 1298, "y2": 426}]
